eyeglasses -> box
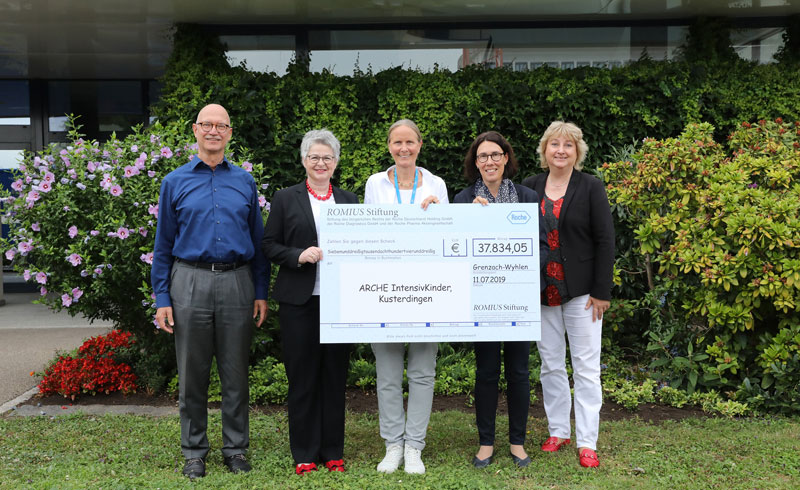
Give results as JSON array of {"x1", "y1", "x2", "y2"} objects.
[
  {"x1": 306, "y1": 155, "x2": 335, "y2": 164},
  {"x1": 477, "y1": 152, "x2": 505, "y2": 163},
  {"x1": 196, "y1": 122, "x2": 232, "y2": 133}
]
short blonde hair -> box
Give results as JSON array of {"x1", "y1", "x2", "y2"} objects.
[
  {"x1": 387, "y1": 119, "x2": 422, "y2": 144},
  {"x1": 537, "y1": 121, "x2": 589, "y2": 171}
]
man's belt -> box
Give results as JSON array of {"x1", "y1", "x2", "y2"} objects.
[{"x1": 176, "y1": 258, "x2": 249, "y2": 272}]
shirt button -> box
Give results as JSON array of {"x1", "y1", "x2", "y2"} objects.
[
  {"x1": 217, "y1": 220, "x2": 220, "y2": 224},
  {"x1": 215, "y1": 204, "x2": 219, "y2": 208}
]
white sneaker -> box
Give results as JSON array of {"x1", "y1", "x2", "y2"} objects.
[
  {"x1": 377, "y1": 444, "x2": 404, "y2": 473},
  {"x1": 403, "y1": 444, "x2": 425, "y2": 474}
]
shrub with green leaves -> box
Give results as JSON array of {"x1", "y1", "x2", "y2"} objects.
[
  {"x1": 604, "y1": 119, "x2": 800, "y2": 412},
  {"x1": 0, "y1": 120, "x2": 271, "y2": 390}
]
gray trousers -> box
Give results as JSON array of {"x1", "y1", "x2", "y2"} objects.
[
  {"x1": 372, "y1": 342, "x2": 437, "y2": 450},
  {"x1": 171, "y1": 260, "x2": 255, "y2": 459}
]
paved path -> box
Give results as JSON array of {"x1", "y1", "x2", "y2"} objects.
[{"x1": 0, "y1": 292, "x2": 112, "y2": 412}]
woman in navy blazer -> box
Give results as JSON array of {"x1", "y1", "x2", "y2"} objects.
[
  {"x1": 262, "y1": 129, "x2": 358, "y2": 475},
  {"x1": 454, "y1": 131, "x2": 540, "y2": 469},
  {"x1": 521, "y1": 121, "x2": 614, "y2": 468}
]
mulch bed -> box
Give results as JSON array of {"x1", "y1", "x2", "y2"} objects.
[{"x1": 26, "y1": 388, "x2": 706, "y2": 423}]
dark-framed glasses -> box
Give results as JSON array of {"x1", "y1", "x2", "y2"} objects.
[
  {"x1": 306, "y1": 155, "x2": 335, "y2": 164},
  {"x1": 197, "y1": 122, "x2": 232, "y2": 133},
  {"x1": 477, "y1": 152, "x2": 505, "y2": 163}
]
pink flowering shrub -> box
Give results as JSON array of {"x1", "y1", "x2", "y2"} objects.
[{"x1": 1, "y1": 118, "x2": 269, "y2": 386}]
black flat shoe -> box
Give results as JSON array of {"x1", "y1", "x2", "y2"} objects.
[
  {"x1": 183, "y1": 457, "x2": 206, "y2": 478},
  {"x1": 472, "y1": 454, "x2": 492, "y2": 468},
  {"x1": 224, "y1": 453, "x2": 252, "y2": 473},
  {"x1": 510, "y1": 452, "x2": 531, "y2": 468}
]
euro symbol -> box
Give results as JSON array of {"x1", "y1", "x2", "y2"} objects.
[{"x1": 451, "y1": 243, "x2": 460, "y2": 254}]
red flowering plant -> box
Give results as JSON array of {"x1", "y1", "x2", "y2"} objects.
[{"x1": 36, "y1": 330, "x2": 138, "y2": 400}]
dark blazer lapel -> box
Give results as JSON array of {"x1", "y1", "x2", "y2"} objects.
[
  {"x1": 293, "y1": 183, "x2": 317, "y2": 234},
  {"x1": 331, "y1": 186, "x2": 354, "y2": 204},
  {"x1": 557, "y1": 171, "x2": 581, "y2": 228}
]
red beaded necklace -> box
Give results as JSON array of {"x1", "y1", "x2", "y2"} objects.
[{"x1": 306, "y1": 179, "x2": 333, "y2": 201}]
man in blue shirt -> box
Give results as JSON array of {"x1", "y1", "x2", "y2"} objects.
[{"x1": 152, "y1": 103, "x2": 269, "y2": 479}]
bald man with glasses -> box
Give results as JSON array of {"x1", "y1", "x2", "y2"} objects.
[{"x1": 152, "y1": 103, "x2": 269, "y2": 479}]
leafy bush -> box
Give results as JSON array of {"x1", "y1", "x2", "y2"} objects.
[
  {"x1": 249, "y1": 356, "x2": 289, "y2": 405},
  {"x1": 37, "y1": 331, "x2": 137, "y2": 400},
  {"x1": 0, "y1": 119, "x2": 272, "y2": 390},
  {"x1": 152, "y1": 24, "x2": 800, "y2": 205},
  {"x1": 347, "y1": 357, "x2": 377, "y2": 391},
  {"x1": 603, "y1": 119, "x2": 800, "y2": 412},
  {"x1": 656, "y1": 386, "x2": 690, "y2": 408},
  {"x1": 603, "y1": 377, "x2": 657, "y2": 411}
]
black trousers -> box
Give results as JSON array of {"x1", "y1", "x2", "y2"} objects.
[
  {"x1": 474, "y1": 341, "x2": 531, "y2": 446},
  {"x1": 280, "y1": 296, "x2": 350, "y2": 463}
]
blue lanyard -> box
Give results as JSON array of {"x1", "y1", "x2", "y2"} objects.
[{"x1": 394, "y1": 167, "x2": 419, "y2": 204}]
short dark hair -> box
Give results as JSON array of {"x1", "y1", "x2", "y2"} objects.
[{"x1": 463, "y1": 131, "x2": 519, "y2": 183}]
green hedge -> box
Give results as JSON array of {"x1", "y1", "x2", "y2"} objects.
[{"x1": 153, "y1": 24, "x2": 800, "y2": 201}]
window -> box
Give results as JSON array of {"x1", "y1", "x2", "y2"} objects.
[
  {"x1": 0, "y1": 81, "x2": 30, "y2": 125},
  {"x1": 222, "y1": 35, "x2": 296, "y2": 76}
]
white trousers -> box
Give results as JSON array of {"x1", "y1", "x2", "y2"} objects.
[{"x1": 538, "y1": 294, "x2": 602, "y2": 450}]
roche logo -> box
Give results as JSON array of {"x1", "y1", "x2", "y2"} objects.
[{"x1": 507, "y1": 210, "x2": 531, "y2": 224}]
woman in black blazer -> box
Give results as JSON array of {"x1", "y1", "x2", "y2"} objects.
[
  {"x1": 521, "y1": 121, "x2": 614, "y2": 469},
  {"x1": 454, "y1": 131, "x2": 540, "y2": 469},
  {"x1": 262, "y1": 129, "x2": 358, "y2": 475}
]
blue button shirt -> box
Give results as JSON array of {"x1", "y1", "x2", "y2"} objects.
[{"x1": 152, "y1": 156, "x2": 269, "y2": 308}]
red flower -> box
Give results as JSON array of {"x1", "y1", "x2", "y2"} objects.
[
  {"x1": 547, "y1": 230, "x2": 560, "y2": 250},
  {"x1": 544, "y1": 285, "x2": 562, "y2": 306},
  {"x1": 540, "y1": 200, "x2": 545, "y2": 216},
  {"x1": 546, "y1": 261, "x2": 565, "y2": 280},
  {"x1": 552, "y1": 198, "x2": 563, "y2": 219}
]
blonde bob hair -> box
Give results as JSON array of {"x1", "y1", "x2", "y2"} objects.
[
  {"x1": 386, "y1": 119, "x2": 422, "y2": 144},
  {"x1": 537, "y1": 121, "x2": 589, "y2": 171}
]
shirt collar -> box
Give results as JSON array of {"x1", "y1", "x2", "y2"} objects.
[{"x1": 190, "y1": 155, "x2": 230, "y2": 171}]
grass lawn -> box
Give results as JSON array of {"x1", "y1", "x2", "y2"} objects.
[{"x1": 1, "y1": 410, "x2": 798, "y2": 489}]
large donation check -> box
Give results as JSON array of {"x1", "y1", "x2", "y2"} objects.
[{"x1": 318, "y1": 203, "x2": 541, "y2": 343}]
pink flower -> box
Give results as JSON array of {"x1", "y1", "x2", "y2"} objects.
[
  {"x1": 242, "y1": 161, "x2": 253, "y2": 172},
  {"x1": 72, "y1": 288, "x2": 83, "y2": 301},
  {"x1": 138, "y1": 227, "x2": 148, "y2": 237},
  {"x1": 87, "y1": 161, "x2": 97, "y2": 172},
  {"x1": 109, "y1": 184, "x2": 123, "y2": 196},
  {"x1": 160, "y1": 147, "x2": 173, "y2": 158},
  {"x1": 18, "y1": 241, "x2": 33, "y2": 255},
  {"x1": 11, "y1": 179, "x2": 23, "y2": 192},
  {"x1": 42, "y1": 172, "x2": 55, "y2": 184},
  {"x1": 61, "y1": 294, "x2": 72, "y2": 307},
  {"x1": 100, "y1": 174, "x2": 113, "y2": 189},
  {"x1": 4, "y1": 248, "x2": 15, "y2": 261},
  {"x1": 90, "y1": 230, "x2": 99, "y2": 236},
  {"x1": 26, "y1": 190, "x2": 41, "y2": 203},
  {"x1": 68, "y1": 226, "x2": 78, "y2": 238},
  {"x1": 140, "y1": 252, "x2": 154, "y2": 264},
  {"x1": 148, "y1": 204, "x2": 159, "y2": 216},
  {"x1": 150, "y1": 134, "x2": 159, "y2": 144},
  {"x1": 35, "y1": 271, "x2": 47, "y2": 284},
  {"x1": 147, "y1": 170, "x2": 156, "y2": 178},
  {"x1": 31, "y1": 222, "x2": 40, "y2": 231},
  {"x1": 67, "y1": 253, "x2": 82, "y2": 266},
  {"x1": 116, "y1": 227, "x2": 130, "y2": 239},
  {"x1": 258, "y1": 195, "x2": 267, "y2": 208},
  {"x1": 38, "y1": 181, "x2": 52, "y2": 193},
  {"x1": 40, "y1": 287, "x2": 47, "y2": 296},
  {"x1": 94, "y1": 267, "x2": 103, "y2": 275},
  {"x1": 23, "y1": 269, "x2": 31, "y2": 281},
  {"x1": 123, "y1": 165, "x2": 140, "y2": 177},
  {"x1": 131, "y1": 145, "x2": 138, "y2": 152}
]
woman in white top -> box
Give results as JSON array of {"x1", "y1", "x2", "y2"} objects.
[{"x1": 364, "y1": 119, "x2": 449, "y2": 475}]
